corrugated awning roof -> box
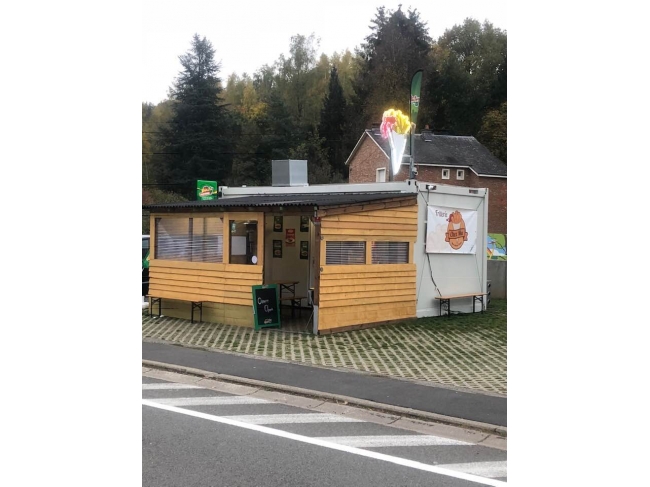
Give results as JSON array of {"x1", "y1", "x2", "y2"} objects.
[{"x1": 143, "y1": 192, "x2": 415, "y2": 211}]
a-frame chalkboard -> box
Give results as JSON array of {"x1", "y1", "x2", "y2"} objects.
[{"x1": 252, "y1": 284, "x2": 281, "y2": 330}]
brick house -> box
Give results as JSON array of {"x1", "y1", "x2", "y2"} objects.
[{"x1": 346, "y1": 128, "x2": 507, "y2": 234}]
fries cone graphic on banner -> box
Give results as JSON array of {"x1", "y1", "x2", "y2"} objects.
[
  {"x1": 388, "y1": 131, "x2": 408, "y2": 174},
  {"x1": 380, "y1": 108, "x2": 412, "y2": 175}
]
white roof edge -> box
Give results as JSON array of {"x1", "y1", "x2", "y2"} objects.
[
  {"x1": 344, "y1": 133, "x2": 366, "y2": 166},
  {"x1": 345, "y1": 130, "x2": 390, "y2": 166},
  {"x1": 367, "y1": 132, "x2": 389, "y2": 160},
  {"x1": 222, "y1": 181, "x2": 419, "y2": 196}
]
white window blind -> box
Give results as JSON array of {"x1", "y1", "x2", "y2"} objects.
[
  {"x1": 325, "y1": 241, "x2": 366, "y2": 265},
  {"x1": 191, "y1": 217, "x2": 223, "y2": 263},
  {"x1": 155, "y1": 217, "x2": 223, "y2": 263},
  {"x1": 371, "y1": 241, "x2": 409, "y2": 264}
]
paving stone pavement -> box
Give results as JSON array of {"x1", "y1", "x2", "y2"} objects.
[{"x1": 142, "y1": 312, "x2": 507, "y2": 396}]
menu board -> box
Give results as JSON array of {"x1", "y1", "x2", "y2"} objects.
[{"x1": 252, "y1": 285, "x2": 281, "y2": 330}]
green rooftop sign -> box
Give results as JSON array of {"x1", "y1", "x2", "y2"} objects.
[{"x1": 197, "y1": 180, "x2": 218, "y2": 200}]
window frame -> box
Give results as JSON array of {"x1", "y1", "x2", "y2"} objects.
[
  {"x1": 325, "y1": 241, "x2": 366, "y2": 265},
  {"x1": 456, "y1": 169, "x2": 465, "y2": 180},
  {"x1": 376, "y1": 167, "x2": 386, "y2": 182},
  {"x1": 154, "y1": 216, "x2": 224, "y2": 264},
  {"x1": 442, "y1": 168, "x2": 450, "y2": 180},
  {"x1": 371, "y1": 241, "x2": 409, "y2": 264}
]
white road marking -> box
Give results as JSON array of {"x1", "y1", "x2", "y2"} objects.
[
  {"x1": 221, "y1": 413, "x2": 364, "y2": 424},
  {"x1": 143, "y1": 400, "x2": 506, "y2": 486},
  {"x1": 314, "y1": 435, "x2": 471, "y2": 447},
  {"x1": 151, "y1": 396, "x2": 270, "y2": 406},
  {"x1": 142, "y1": 383, "x2": 202, "y2": 390},
  {"x1": 436, "y1": 461, "x2": 507, "y2": 479}
]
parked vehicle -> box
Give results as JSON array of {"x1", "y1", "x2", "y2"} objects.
[{"x1": 142, "y1": 235, "x2": 150, "y2": 297}]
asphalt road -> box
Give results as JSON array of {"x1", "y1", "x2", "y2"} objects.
[
  {"x1": 143, "y1": 341, "x2": 507, "y2": 427},
  {"x1": 142, "y1": 375, "x2": 507, "y2": 486}
]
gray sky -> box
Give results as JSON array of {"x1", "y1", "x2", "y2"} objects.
[{"x1": 142, "y1": 0, "x2": 507, "y2": 104}]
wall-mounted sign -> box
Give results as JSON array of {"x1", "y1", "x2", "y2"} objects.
[
  {"x1": 273, "y1": 240, "x2": 282, "y2": 258},
  {"x1": 273, "y1": 216, "x2": 283, "y2": 232},
  {"x1": 197, "y1": 180, "x2": 218, "y2": 200},
  {"x1": 285, "y1": 229, "x2": 296, "y2": 247},
  {"x1": 300, "y1": 216, "x2": 309, "y2": 232},
  {"x1": 252, "y1": 284, "x2": 280, "y2": 330},
  {"x1": 300, "y1": 241, "x2": 309, "y2": 260},
  {"x1": 487, "y1": 234, "x2": 507, "y2": 260},
  {"x1": 426, "y1": 206, "x2": 477, "y2": 254}
]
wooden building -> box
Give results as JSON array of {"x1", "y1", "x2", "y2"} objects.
[{"x1": 143, "y1": 179, "x2": 488, "y2": 334}]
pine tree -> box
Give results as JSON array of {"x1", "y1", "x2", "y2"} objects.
[
  {"x1": 352, "y1": 6, "x2": 432, "y2": 128},
  {"x1": 319, "y1": 66, "x2": 348, "y2": 176},
  {"x1": 156, "y1": 34, "x2": 236, "y2": 186}
]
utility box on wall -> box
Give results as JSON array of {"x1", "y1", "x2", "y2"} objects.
[{"x1": 272, "y1": 160, "x2": 309, "y2": 187}]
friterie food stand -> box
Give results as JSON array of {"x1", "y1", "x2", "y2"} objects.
[{"x1": 143, "y1": 178, "x2": 489, "y2": 334}]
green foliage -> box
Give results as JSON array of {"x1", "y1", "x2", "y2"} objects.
[
  {"x1": 289, "y1": 131, "x2": 343, "y2": 184},
  {"x1": 143, "y1": 11, "x2": 507, "y2": 195},
  {"x1": 141, "y1": 188, "x2": 188, "y2": 233},
  {"x1": 319, "y1": 66, "x2": 348, "y2": 176},
  {"x1": 428, "y1": 19, "x2": 507, "y2": 135},
  {"x1": 156, "y1": 34, "x2": 238, "y2": 186},
  {"x1": 353, "y1": 6, "x2": 432, "y2": 127},
  {"x1": 275, "y1": 34, "x2": 323, "y2": 130},
  {"x1": 478, "y1": 102, "x2": 507, "y2": 163}
]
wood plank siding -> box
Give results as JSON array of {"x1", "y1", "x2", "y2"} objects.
[
  {"x1": 147, "y1": 212, "x2": 264, "y2": 325},
  {"x1": 149, "y1": 260, "x2": 262, "y2": 307},
  {"x1": 317, "y1": 200, "x2": 418, "y2": 331}
]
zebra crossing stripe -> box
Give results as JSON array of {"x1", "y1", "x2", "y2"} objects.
[
  {"x1": 151, "y1": 397, "x2": 269, "y2": 406},
  {"x1": 220, "y1": 414, "x2": 364, "y2": 424},
  {"x1": 435, "y1": 461, "x2": 507, "y2": 479},
  {"x1": 314, "y1": 435, "x2": 471, "y2": 447},
  {"x1": 142, "y1": 383, "x2": 202, "y2": 390},
  {"x1": 143, "y1": 400, "x2": 506, "y2": 486}
]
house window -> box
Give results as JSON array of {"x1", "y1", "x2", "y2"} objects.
[
  {"x1": 457, "y1": 169, "x2": 465, "y2": 180},
  {"x1": 371, "y1": 241, "x2": 409, "y2": 264},
  {"x1": 325, "y1": 241, "x2": 366, "y2": 265},
  {"x1": 442, "y1": 169, "x2": 450, "y2": 179},
  {"x1": 376, "y1": 168, "x2": 386, "y2": 182},
  {"x1": 155, "y1": 217, "x2": 223, "y2": 263}
]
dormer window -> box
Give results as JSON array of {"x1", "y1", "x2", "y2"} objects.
[{"x1": 442, "y1": 169, "x2": 450, "y2": 179}]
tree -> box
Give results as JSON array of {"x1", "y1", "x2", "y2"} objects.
[
  {"x1": 229, "y1": 91, "x2": 299, "y2": 187},
  {"x1": 274, "y1": 34, "x2": 322, "y2": 130},
  {"x1": 428, "y1": 19, "x2": 507, "y2": 135},
  {"x1": 353, "y1": 6, "x2": 432, "y2": 128},
  {"x1": 330, "y1": 50, "x2": 358, "y2": 103},
  {"x1": 289, "y1": 131, "x2": 343, "y2": 184},
  {"x1": 156, "y1": 34, "x2": 237, "y2": 186},
  {"x1": 477, "y1": 102, "x2": 507, "y2": 163},
  {"x1": 319, "y1": 66, "x2": 348, "y2": 176}
]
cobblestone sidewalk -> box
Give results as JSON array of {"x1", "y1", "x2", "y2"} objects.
[{"x1": 142, "y1": 303, "x2": 507, "y2": 396}]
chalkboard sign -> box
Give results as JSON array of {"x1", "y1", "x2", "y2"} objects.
[{"x1": 252, "y1": 284, "x2": 281, "y2": 330}]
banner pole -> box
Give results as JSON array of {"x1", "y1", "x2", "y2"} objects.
[{"x1": 409, "y1": 70, "x2": 423, "y2": 180}]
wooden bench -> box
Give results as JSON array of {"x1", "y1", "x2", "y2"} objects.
[
  {"x1": 434, "y1": 293, "x2": 488, "y2": 317},
  {"x1": 279, "y1": 295, "x2": 308, "y2": 318},
  {"x1": 147, "y1": 296, "x2": 204, "y2": 323}
]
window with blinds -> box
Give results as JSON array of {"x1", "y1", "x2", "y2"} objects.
[
  {"x1": 155, "y1": 217, "x2": 223, "y2": 263},
  {"x1": 325, "y1": 241, "x2": 366, "y2": 265},
  {"x1": 371, "y1": 241, "x2": 409, "y2": 264}
]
